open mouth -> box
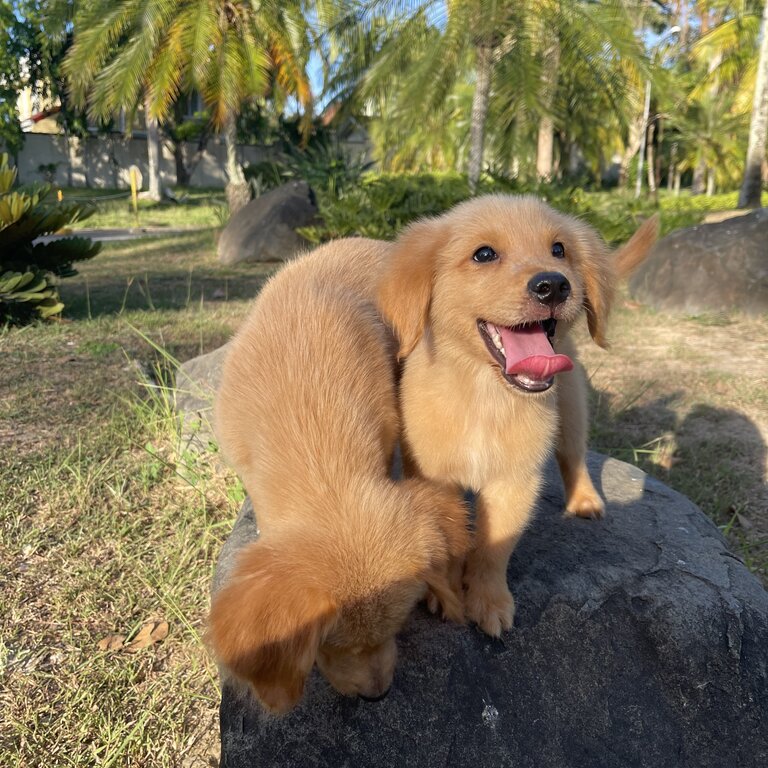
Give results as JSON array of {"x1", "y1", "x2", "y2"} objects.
[{"x1": 477, "y1": 319, "x2": 574, "y2": 393}]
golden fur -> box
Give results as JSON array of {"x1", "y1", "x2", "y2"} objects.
[
  {"x1": 209, "y1": 238, "x2": 469, "y2": 714},
  {"x1": 376, "y1": 195, "x2": 658, "y2": 637}
]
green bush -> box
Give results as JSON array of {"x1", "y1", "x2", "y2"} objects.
[
  {"x1": 0, "y1": 153, "x2": 100, "y2": 325},
  {"x1": 298, "y1": 170, "x2": 751, "y2": 247}
]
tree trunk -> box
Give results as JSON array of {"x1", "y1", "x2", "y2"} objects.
[
  {"x1": 738, "y1": 0, "x2": 768, "y2": 208},
  {"x1": 619, "y1": 112, "x2": 644, "y2": 188},
  {"x1": 706, "y1": 170, "x2": 715, "y2": 196},
  {"x1": 145, "y1": 96, "x2": 162, "y2": 201},
  {"x1": 173, "y1": 141, "x2": 190, "y2": 187},
  {"x1": 646, "y1": 119, "x2": 657, "y2": 200},
  {"x1": 667, "y1": 142, "x2": 678, "y2": 191},
  {"x1": 467, "y1": 42, "x2": 494, "y2": 193},
  {"x1": 536, "y1": 36, "x2": 561, "y2": 182},
  {"x1": 691, "y1": 159, "x2": 706, "y2": 195},
  {"x1": 635, "y1": 79, "x2": 651, "y2": 198},
  {"x1": 224, "y1": 113, "x2": 249, "y2": 215}
]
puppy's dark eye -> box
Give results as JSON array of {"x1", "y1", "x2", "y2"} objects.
[
  {"x1": 473, "y1": 246, "x2": 498, "y2": 263},
  {"x1": 551, "y1": 242, "x2": 565, "y2": 259}
]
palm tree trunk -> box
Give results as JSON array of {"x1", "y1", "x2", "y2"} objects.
[
  {"x1": 691, "y1": 159, "x2": 706, "y2": 195},
  {"x1": 635, "y1": 80, "x2": 651, "y2": 198},
  {"x1": 619, "y1": 112, "x2": 644, "y2": 188},
  {"x1": 536, "y1": 37, "x2": 561, "y2": 182},
  {"x1": 467, "y1": 42, "x2": 493, "y2": 193},
  {"x1": 646, "y1": 119, "x2": 656, "y2": 199},
  {"x1": 738, "y1": 0, "x2": 768, "y2": 208},
  {"x1": 224, "y1": 113, "x2": 249, "y2": 214},
  {"x1": 145, "y1": 96, "x2": 162, "y2": 201}
]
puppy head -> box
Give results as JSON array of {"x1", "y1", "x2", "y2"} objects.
[
  {"x1": 377, "y1": 195, "x2": 657, "y2": 394},
  {"x1": 209, "y1": 482, "x2": 468, "y2": 712}
]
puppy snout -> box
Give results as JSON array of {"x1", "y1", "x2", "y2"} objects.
[{"x1": 527, "y1": 272, "x2": 571, "y2": 308}]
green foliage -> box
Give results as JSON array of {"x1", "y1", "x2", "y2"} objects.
[
  {"x1": 0, "y1": 154, "x2": 100, "y2": 325},
  {"x1": 298, "y1": 171, "x2": 752, "y2": 247},
  {"x1": 246, "y1": 137, "x2": 374, "y2": 199},
  {"x1": 297, "y1": 171, "x2": 474, "y2": 243}
]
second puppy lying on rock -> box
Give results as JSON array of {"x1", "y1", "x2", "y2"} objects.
[{"x1": 209, "y1": 238, "x2": 469, "y2": 714}]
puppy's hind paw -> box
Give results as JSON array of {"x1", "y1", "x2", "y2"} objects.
[
  {"x1": 465, "y1": 584, "x2": 515, "y2": 638},
  {"x1": 425, "y1": 586, "x2": 465, "y2": 624}
]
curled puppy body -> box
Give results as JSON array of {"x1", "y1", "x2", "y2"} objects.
[
  {"x1": 209, "y1": 238, "x2": 469, "y2": 714},
  {"x1": 377, "y1": 196, "x2": 658, "y2": 637}
]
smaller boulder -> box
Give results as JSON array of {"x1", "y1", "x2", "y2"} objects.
[
  {"x1": 174, "y1": 345, "x2": 228, "y2": 452},
  {"x1": 217, "y1": 181, "x2": 318, "y2": 266},
  {"x1": 629, "y1": 208, "x2": 768, "y2": 316}
]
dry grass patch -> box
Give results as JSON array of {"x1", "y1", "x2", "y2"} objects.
[{"x1": 578, "y1": 299, "x2": 768, "y2": 579}]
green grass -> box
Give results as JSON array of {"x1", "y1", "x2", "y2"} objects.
[
  {"x1": 0, "y1": 234, "x2": 272, "y2": 767},
  {"x1": 50, "y1": 187, "x2": 226, "y2": 231}
]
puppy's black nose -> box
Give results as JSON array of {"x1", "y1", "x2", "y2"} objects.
[
  {"x1": 359, "y1": 687, "x2": 391, "y2": 703},
  {"x1": 527, "y1": 272, "x2": 571, "y2": 308}
]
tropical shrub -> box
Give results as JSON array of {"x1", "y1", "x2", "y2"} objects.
[{"x1": 0, "y1": 153, "x2": 100, "y2": 325}]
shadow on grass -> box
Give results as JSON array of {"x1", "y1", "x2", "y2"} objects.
[
  {"x1": 589, "y1": 382, "x2": 767, "y2": 574},
  {"x1": 59, "y1": 232, "x2": 276, "y2": 320}
]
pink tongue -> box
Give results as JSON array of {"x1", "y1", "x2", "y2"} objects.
[{"x1": 498, "y1": 324, "x2": 574, "y2": 380}]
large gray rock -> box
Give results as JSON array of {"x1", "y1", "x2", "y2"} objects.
[
  {"x1": 629, "y1": 208, "x2": 768, "y2": 316},
  {"x1": 217, "y1": 181, "x2": 318, "y2": 265},
  {"x1": 213, "y1": 453, "x2": 768, "y2": 768}
]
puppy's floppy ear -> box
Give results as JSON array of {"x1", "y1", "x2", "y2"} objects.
[
  {"x1": 378, "y1": 217, "x2": 446, "y2": 359},
  {"x1": 578, "y1": 229, "x2": 614, "y2": 349},
  {"x1": 208, "y1": 542, "x2": 337, "y2": 714},
  {"x1": 404, "y1": 479, "x2": 470, "y2": 623},
  {"x1": 581, "y1": 215, "x2": 660, "y2": 348},
  {"x1": 614, "y1": 214, "x2": 659, "y2": 279}
]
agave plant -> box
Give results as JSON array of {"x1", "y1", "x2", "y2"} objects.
[{"x1": 0, "y1": 153, "x2": 100, "y2": 325}]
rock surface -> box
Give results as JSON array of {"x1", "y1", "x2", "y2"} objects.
[
  {"x1": 214, "y1": 453, "x2": 768, "y2": 768},
  {"x1": 174, "y1": 344, "x2": 228, "y2": 452},
  {"x1": 629, "y1": 207, "x2": 768, "y2": 316},
  {"x1": 217, "y1": 181, "x2": 318, "y2": 265}
]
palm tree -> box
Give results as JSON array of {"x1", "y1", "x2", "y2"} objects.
[
  {"x1": 326, "y1": 0, "x2": 645, "y2": 189},
  {"x1": 739, "y1": 0, "x2": 768, "y2": 208},
  {"x1": 63, "y1": 0, "x2": 312, "y2": 212}
]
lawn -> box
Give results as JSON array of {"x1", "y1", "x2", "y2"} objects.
[
  {"x1": 1, "y1": 197, "x2": 766, "y2": 766},
  {"x1": 53, "y1": 187, "x2": 226, "y2": 231}
]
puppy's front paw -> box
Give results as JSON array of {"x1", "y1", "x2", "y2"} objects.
[
  {"x1": 564, "y1": 488, "x2": 605, "y2": 520},
  {"x1": 464, "y1": 581, "x2": 515, "y2": 637}
]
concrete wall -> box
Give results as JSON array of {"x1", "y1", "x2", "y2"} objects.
[{"x1": 11, "y1": 132, "x2": 272, "y2": 190}]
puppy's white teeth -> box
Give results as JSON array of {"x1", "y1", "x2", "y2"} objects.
[{"x1": 492, "y1": 332, "x2": 503, "y2": 352}]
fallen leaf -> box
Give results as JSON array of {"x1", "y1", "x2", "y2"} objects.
[
  {"x1": 124, "y1": 621, "x2": 169, "y2": 653},
  {"x1": 97, "y1": 634, "x2": 125, "y2": 652},
  {"x1": 150, "y1": 620, "x2": 169, "y2": 643}
]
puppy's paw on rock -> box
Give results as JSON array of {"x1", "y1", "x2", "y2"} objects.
[
  {"x1": 465, "y1": 583, "x2": 515, "y2": 637},
  {"x1": 564, "y1": 489, "x2": 605, "y2": 520}
]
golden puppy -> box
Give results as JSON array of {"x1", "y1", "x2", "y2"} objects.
[
  {"x1": 376, "y1": 195, "x2": 657, "y2": 637},
  {"x1": 209, "y1": 238, "x2": 469, "y2": 714}
]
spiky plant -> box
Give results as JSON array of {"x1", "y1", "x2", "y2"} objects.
[{"x1": 0, "y1": 153, "x2": 100, "y2": 325}]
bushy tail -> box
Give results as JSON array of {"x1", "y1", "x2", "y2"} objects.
[{"x1": 614, "y1": 214, "x2": 659, "y2": 279}]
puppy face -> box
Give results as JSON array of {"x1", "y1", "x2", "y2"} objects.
[
  {"x1": 208, "y1": 481, "x2": 468, "y2": 714},
  {"x1": 378, "y1": 195, "x2": 656, "y2": 395}
]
